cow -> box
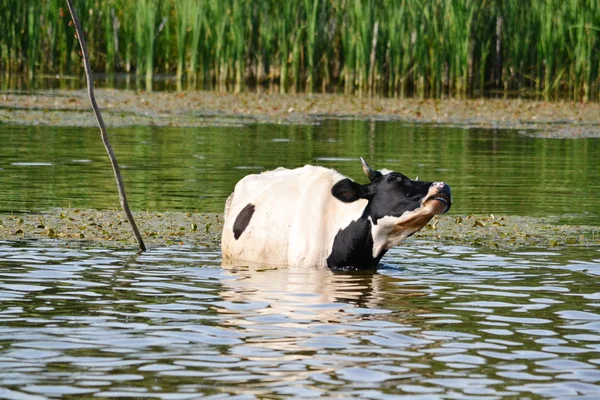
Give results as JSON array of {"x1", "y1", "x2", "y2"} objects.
[{"x1": 221, "y1": 158, "x2": 452, "y2": 269}]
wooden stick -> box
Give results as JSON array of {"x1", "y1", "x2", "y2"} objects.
[{"x1": 65, "y1": 0, "x2": 146, "y2": 252}]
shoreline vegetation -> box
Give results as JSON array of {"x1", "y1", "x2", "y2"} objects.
[
  {"x1": 2, "y1": 0, "x2": 600, "y2": 100},
  {"x1": 0, "y1": 209, "x2": 598, "y2": 251},
  {"x1": 2, "y1": 89, "x2": 600, "y2": 138}
]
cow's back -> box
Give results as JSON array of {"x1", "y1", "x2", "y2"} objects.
[{"x1": 221, "y1": 165, "x2": 367, "y2": 266}]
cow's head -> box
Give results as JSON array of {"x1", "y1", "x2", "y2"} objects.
[{"x1": 331, "y1": 158, "x2": 452, "y2": 257}]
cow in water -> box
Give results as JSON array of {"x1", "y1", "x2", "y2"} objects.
[{"x1": 221, "y1": 158, "x2": 452, "y2": 269}]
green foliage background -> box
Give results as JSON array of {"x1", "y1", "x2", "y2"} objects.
[{"x1": 1, "y1": 0, "x2": 600, "y2": 99}]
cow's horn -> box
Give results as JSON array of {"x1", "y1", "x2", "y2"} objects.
[{"x1": 360, "y1": 157, "x2": 377, "y2": 181}]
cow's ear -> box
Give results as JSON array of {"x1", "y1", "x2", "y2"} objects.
[{"x1": 331, "y1": 179, "x2": 365, "y2": 202}]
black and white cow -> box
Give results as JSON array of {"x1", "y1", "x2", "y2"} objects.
[{"x1": 221, "y1": 158, "x2": 452, "y2": 269}]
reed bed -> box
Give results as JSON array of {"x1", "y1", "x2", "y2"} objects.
[{"x1": 1, "y1": 0, "x2": 600, "y2": 100}]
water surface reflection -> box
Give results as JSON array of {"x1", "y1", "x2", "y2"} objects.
[
  {"x1": 1, "y1": 122, "x2": 599, "y2": 225},
  {"x1": 0, "y1": 241, "x2": 599, "y2": 398}
]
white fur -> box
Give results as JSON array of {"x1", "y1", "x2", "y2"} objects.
[{"x1": 370, "y1": 211, "x2": 429, "y2": 258}]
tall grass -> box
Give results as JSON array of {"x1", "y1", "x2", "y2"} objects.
[{"x1": 2, "y1": 0, "x2": 600, "y2": 100}]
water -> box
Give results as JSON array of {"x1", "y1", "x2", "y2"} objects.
[
  {"x1": 0, "y1": 241, "x2": 599, "y2": 398},
  {"x1": 1, "y1": 120, "x2": 600, "y2": 398},
  {"x1": 0, "y1": 121, "x2": 599, "y2": 224},
  {"x1": 1, "y1": 73, "x2": 185, "y2": 93}
]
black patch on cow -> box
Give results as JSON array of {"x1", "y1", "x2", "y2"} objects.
[
  {"x1": 327, "y1": 218, "x2": 383, "y2": 269},
  {"x1": 233, "y1": 203, "x2": 255, "y2": 240}
]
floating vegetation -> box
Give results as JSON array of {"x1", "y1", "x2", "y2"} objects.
[
  {"x1": 2, "y1": 0, "x2": 600, "y2": 99},
  {"x1": 2, "y1": 90, "x2": 600, "y2": 139},
  {"x1": 423, "y1": 214, "x2": 600, "y2": 249},
  {"x1": 0, "y1": 209, "x2": 223, "y2": 249},
  {"x1": 0, "y1": 209, "x2": 598, "y2": 251}
]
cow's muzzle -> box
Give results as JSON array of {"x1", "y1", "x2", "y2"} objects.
[{"x1": 425, "y1": 182, "x2": 452, "y2": 214}]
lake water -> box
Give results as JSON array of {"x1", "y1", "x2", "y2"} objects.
[
  {"x1": 1, "y1": 121, "x2": 599, "y2": 224},
  {"x1": 1, "y1": 120, "x2": 600, "y2": 398},
  {"x1": 0, "y1": 242, "x2": 599, "y2": 398}
]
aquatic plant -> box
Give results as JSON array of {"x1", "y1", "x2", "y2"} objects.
[{"x1": 2, "y1": 0, "x2": 600, "y2": 100}]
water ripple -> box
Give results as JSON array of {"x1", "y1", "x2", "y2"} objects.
[{"x1": 0, "y1": 242, "x2": 598, "y2": 397}]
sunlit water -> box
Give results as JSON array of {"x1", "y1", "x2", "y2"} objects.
[
  {"x1": 1, "y1": 120, "x2": 600, "y2": 398},
  {"x1": 0, "y1": 241, "x2": 599, "y2": 398}
]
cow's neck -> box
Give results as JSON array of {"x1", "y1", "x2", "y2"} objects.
[
  {"x1": 326, "y1": 217, "x2": 380, "y2": 269},
  {"x1": 370, "y1": 209, "x2": 435, "y2": 258}
]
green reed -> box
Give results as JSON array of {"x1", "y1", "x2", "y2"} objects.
[{"x1": 2, "y1": 0, "x2": 600, "y2": 100}]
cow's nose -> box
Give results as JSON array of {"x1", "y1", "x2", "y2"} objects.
[
  {"x1": 432, "y1": 182, "x2": 452, "y2": 212},
  {"x1": 433, "y1": 182, "x2": 451, "y2": 195}
]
